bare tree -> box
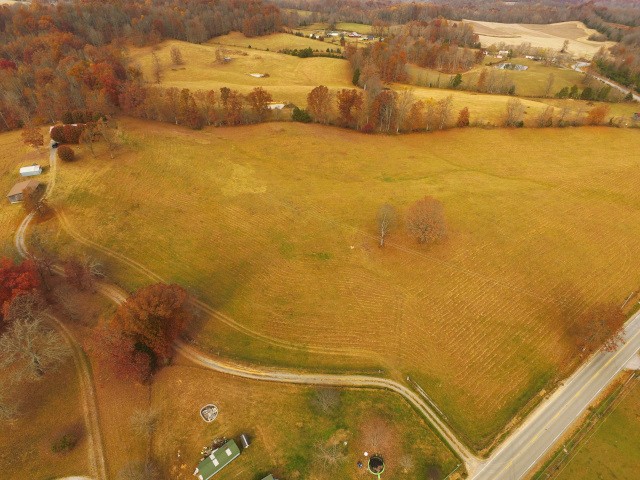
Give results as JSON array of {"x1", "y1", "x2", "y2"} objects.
[
  {"x1": 544, "y1": 72, "x2": 555, "y2": 97},
  {"x1": 405, "y1": 196, "x2": 447, "y2": 244},
  {"x1": 5, "y1": 292, "x2": 46, "y2": 325},
  {"x1": 314, "y1": 442, "x2": 347, "y2": 471},
  {"x1": 377, "y1": 204, "x2": 397, "y2": 247},
  {"x1": 395, "y1": 89, "x2": 415, "y2": 133},
  {"x1": 95, "y1": 118, "x2": 120, "y2": 159},
  {"x1": 435, "y1": 95, "x2": 453, "y2": 130},
  {"x1": 151, "y1": 52, "x2": 163, "y2": 84},
  {"x1": 130, "y1": 408, "x2": 160, "y2": 438},
  {"x1": 0, "y1": 315, "x2": 70, "y2": 382},
  {"x1": 399, "y1": 454, "x2": 415, "y2": 474},
  {"x1": 504, "y1": 98, "x2": 525, "y2": 127},
  {"x1": 535, "y1": 106, "x2": 554, "y2": 127},
  {"x1": 170, "y1": 46, "x2": 185, "y2": 66},
  {"x1": 312, "y1": 387, "x2": 341, "y2": 414}
]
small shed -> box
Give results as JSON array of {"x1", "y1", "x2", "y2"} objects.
[
  {"x1": 193, "y1": 439, "x2": 240, "y2": 480},
  {"x1": 7, "y1": 179, "x2": 42, "y2": 204},
  {"x1": 261, "y1": 476, "x2": 276, "y2": 480},
  {"x1": 20, "y1": 165, "x2": 43, "y2": 177}
]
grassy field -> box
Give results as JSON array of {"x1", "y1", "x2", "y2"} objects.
[
  {"x1": 0, "y1": 129, "x2": 50, "y2": 257},
  {"x1": 128, "y1": 39, "x2": 352, "y2": 107},
  {"x1": 554, "y1": 376, "x2": 640, "y2": 480},
  {"x1": 152, "y1": 363, "x2": 458, "y2": 479},
  {"x1": 0, "y1": 360, "x2": 89, "y2": 478},
  {"x1": 212, "y1": 31, "x2": 338, "y2": 52},
  {"x1": 464, "y1": 20, "x2": 616, "y2": 58},
  {"x1": 33, "y1": 119, "x2": 640, "y2": 448}
]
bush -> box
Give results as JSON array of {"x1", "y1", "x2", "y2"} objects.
[
  {"x1": 50, "y1": 124, "x2": 84, "y2": 144},
  {"x1": 51, "y1": 433, "x2": 78, "y2": 453},
  {"x1": 291, "y1": 107, "x2": 312, "y2": 123},
  {"x1": 57, "y1": 145, "x2": 75, "y2": 162}
]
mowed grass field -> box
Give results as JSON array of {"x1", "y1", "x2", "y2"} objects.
[
  {"x1": 128, "y1": 39, "x2": 352, "y2": 106},
  {"x1": 152, "y1": 363, "x2": 458, "y2": 479},
  {"x1": 555, "y1": 376, "x2": 640, "y2": 480},
  {"x1": 464, "y1": 20, "x2": 616, "y2": 58},
  {"x1": 37, "y1": 119, "x2": 640, "y2": 447},
  {"x1": 0, "y1": 360, "x2": 89, "y2": 478},
  {"x1": 408, "y1": 59, "x2": 585, "y2": 98}
]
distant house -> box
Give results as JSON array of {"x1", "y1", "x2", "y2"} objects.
[
  {"x1": 193, "y1": 440, "x2": 240, "y2": 480},
  {"x1": 267, "y1": 103, "x2": 286, "y2": 110},
  {"x1": 498, "y1": 50, "x2": 510, "y2": 56},
  {"x1": 7, "y1": 179, "x2": 42, "y2": 204},
  {"x1": 19, "y1": 165, "x2": 43, "y2": 177}
]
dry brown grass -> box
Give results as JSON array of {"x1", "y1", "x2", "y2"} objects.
[
  {"x1": 0, "y1": 360, "x2": 89, "y2": 478},
  {"x1": 33, "y1": 119, "x2": 640, "y2": 448}
]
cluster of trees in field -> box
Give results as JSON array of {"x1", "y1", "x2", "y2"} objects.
[
  {"x1": 344, "y1": 18, "x2": 482, "y2": 87},
  {"x1": 376, "y1": 196, "x2": 447, "y2": 248},
  {"x1": 0, "y1": 0, "x2": 284, "y2": 132}
]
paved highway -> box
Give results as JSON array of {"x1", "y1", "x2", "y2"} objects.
[{"x1": 473, "y1": 311, "x2": 640, "y2": 479}]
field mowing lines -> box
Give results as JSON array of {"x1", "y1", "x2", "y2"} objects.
[{"x1": 57, "y1": 210, "x2": 378, "y2": 360}]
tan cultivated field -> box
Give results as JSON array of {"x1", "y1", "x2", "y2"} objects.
[
  {"x1": 464, "y1": 20, "x2": 616, "y2": 58},
  {"x1": 129, "y1": 39, "x2": 352, "y2": 106},
  {"x1": 34, "y1": 120, "x2": 640, "y2": 447}
]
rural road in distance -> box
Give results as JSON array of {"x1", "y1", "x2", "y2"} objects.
[
  {"x1": 472, "y1": 311, "x2": 640, "y2": 480},
  {"x1": 573, "y1": 62, "x2": 640, "y2": 102}
]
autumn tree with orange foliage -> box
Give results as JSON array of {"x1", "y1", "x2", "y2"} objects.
[
  {"x1": 405, "y1": 196, "x2": 447, "y2": 244},
  {"x1": 111, "y1": 283, "x2": 192, "y2": 365},
  {"x1": 246, "y1": 87, "x2": 273, "y2": 122},
  {"x1": 336, "y1": 89, "x2": 363, "y2": 128},
  {"x1": 21, "y1": 125, "x2": 44, "y2": 150},
  {"x1": 586, "y1": 104, "x2": 610, "y2": 125},
  {"x1": 569, "y1": 302, "x2": 625, "y2": 355},
  {"x1": 307, "y1": 85, "x2": 332, "y2": 124},
  {"x1": 0, "y1": 258, "x2": 40, "y2": 322},
  {"x1": 94, "y1": 327, "x2": 153, "y2": 383},
  {"x1": 457, "y1": 107, "x2": 470, "y2": 127}
]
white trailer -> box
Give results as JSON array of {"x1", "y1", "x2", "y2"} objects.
[{"x1": 19, "y1": 165, "x2": 43, "y2": 177}]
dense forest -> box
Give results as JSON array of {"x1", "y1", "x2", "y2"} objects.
[{"x1": 0, "y1": 0, "x2": 284, "y2": 131}]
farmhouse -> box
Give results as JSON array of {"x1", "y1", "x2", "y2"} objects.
[
  {"x1": 19, "y1": 165, "x2": 43, "y2": 177},
  {"x1": 193, "y1": 439, "x2": 240, "y2": 480},
  {"x1": 6, "y1": 179, "x2": 42, "y2": 204}
]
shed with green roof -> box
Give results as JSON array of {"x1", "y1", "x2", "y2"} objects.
[
  {"x1": 261, "y1": 476, "x2": 275, "y2": 480},
  {"x1": 193, "y1": 439, "x2": 241, "y2": 480}
]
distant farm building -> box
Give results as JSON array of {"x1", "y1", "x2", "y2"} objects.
[
  {"x1": 498, "y1": 50, "x2": 510, "y2": 56},
  {"x1": 267, "y1": 103, "x2": 286, "y2": 110},
  {"x1": 6, "y1": 179, "x2": 42, "y2": 204},
  {"x1": 261, "y1": 475, "x2": 277, "y2": 480},
  {"x1": 19, "y1": 165, "x2": 42, "y2": 177},
  {"x1": 193, "y1": 439, "x2": 240, "y2": 480}
]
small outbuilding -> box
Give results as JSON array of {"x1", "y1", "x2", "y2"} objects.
[
  {"x1": 6, "y1": 179, "x2": 42, "y2": 204},
  {"x1": 261, "y1": 475, "x2": 276, "y2": 480},
  {"x1": 19, "y1": 165, "x2": 43, "y2": 177},
  {"x1": 193, "y1": 439, "x2": 241, "y2": 480}
]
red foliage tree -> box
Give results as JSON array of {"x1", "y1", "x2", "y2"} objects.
[
  {"x1": 457, "y1": 107, "x2": 470, "y2": 127},
  {"x1": 405, "y1": 196, "x2": 448, "y2": 244},
  {"x1": 94, "y1": 327, "x2": 153, "y2": 383},
  {"x1": 57, "y1": 145, "x2": 75, "y2": 162},
  {"x1": 336, "y1": 89, "x2": 363, "y2": 128},
  {"x1": 0, "y1": 258, "x2": 40, "y2": 321},
  {"x1": 111, "y1": 283, "x2": 192, "y2": 365}
]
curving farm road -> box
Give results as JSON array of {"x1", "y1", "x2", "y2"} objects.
[{"x1": 14, "y1": 138, "x2": 640, "y2": 480}]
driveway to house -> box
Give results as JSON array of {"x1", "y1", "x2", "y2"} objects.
[{"x1": 573, "y1": 62, "x2": 640, "y2": 102}]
